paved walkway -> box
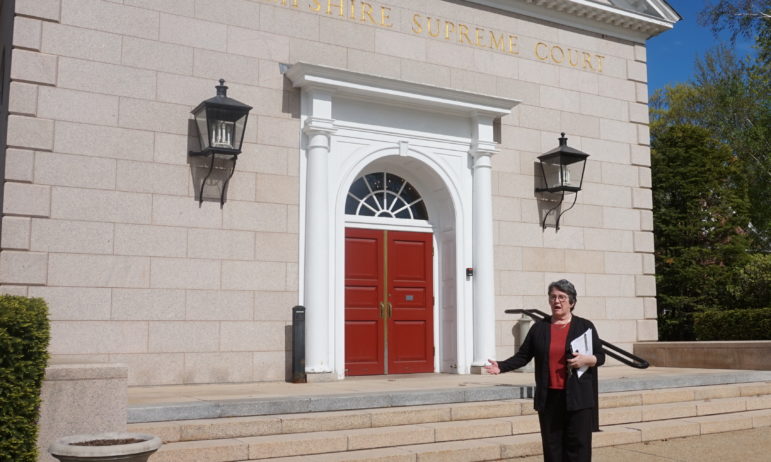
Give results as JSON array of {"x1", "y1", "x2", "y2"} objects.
[
  {"x1": 127, "y1": 366, "x2": 768, "y2": 405},
  {"x1": 126, "y1": 366, "x2": 771, "y2": 423},
  {"x1": 513, "y1": 427, "x2": 771, "y2": 462}
]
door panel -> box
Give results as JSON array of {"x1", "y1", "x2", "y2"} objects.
[
  {"x1": 344, "y1": 229, "x2": 384, "y2": 375},
  {"x1": 392, "y1": 320, "x2": 429, "y2": 361},
  {"x1": 388, "y1": 231, "x2": 434, "y2": 374}
]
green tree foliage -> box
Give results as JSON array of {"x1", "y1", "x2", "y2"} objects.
[
  {"x1": 653, "y1": 2, "x2": 771, "y2": 251},
  {"x1": 651, "y1": 52, "x2": 770, "y2": 250},
  {"x1": 651, "y1": 125, "x2": 751, "y2": 340},
  {"x1": 651, "y1": 3, "x2": 770, "y2": 340},
  {"x1": 697, "y1": 0, "x2": 771, "y2": 250},
  {"x1": 699, "y1": 0, "x2": 770, "y2": 58},
  {"x1": 726, "y1": 253, "x2": 771, "y2": 308}
]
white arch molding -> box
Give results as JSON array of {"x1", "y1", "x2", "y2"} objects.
[{"x1": 285, "y1": 63, "x2": 520, "y2": 379}]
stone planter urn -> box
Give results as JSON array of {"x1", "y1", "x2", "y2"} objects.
[{"x1": 49, "y1": 432, "x2": 161, "y2": 462}]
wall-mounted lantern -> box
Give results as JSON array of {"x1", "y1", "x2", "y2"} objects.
[
  {"x1": 535, "y1": 133, "x2": 589, "y2": 230},
  {"x1": 190, "y1": 79, "x2": 252, "y2": 206}
]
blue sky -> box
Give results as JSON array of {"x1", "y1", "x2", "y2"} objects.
[{"x1": 645, "y1": 0, "x2": 756, "y2": 94}]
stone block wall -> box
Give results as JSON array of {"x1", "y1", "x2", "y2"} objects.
[
  {"x1": 634, "y1": 342, "x2": 771, "y2": 370},
  {"x1": 37, "y1": 362, "x2": 128, "y2": 462},
  {"x1": 487, "y1": 19, "x2": 657, "y2": 361},
  {"x1": 2, "y1": 0, "x2": 656, "y2": 384}
]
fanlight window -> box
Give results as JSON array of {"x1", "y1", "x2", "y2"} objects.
[{"x1": 346, "y1": 173, "x2": 428, "y2": 220}]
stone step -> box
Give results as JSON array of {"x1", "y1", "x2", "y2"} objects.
[
  {"x1": 146, "y1": 406, "x2": 771, "y2": 461},
  {"x1": 132, "y1": 382, "x2": 771, "y2": 444},
  {"x1": 163, "y1": 409, "x2": 770, "y2": 462},
  {"x1": 128, "y1": 384, "x2": 533, "y2": 424},
  {"x1": 128, "y1": 371, "x2": 771, "y2": 424},
  {"x1": 600, "y1": 393, "x2": 771, "y2": 425},
  {"x1": 130, "y1": 400, "x2": 534, "y2": 443},
  {"x1": 599, "y1": 381, "x2": 771, "y2": 407}
]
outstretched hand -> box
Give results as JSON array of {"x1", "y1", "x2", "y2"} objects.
[{"x1": 484, "y1": 359, "x2": 500, "y2": 375}]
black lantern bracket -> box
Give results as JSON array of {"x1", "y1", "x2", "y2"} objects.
[
  {"x1": 535, "y1": 133, "x2": 589, "y2": 231},
  {"x1": 188, "y1": 150, "x2": 237, "y2": 207},
  {"x1": 189, "y1": 79, "x2": 253, "y2": 207}
]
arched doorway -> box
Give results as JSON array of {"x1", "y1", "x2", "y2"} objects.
[
  {"x1": 343, "y1": 172, "x2": 434, "y2": 375},
  {"x1": 336, "y1": 152, "x2": 460, "y2": 377},
  {"x1": 287, "y1": 63, "x2": 518, "y2": 380}
]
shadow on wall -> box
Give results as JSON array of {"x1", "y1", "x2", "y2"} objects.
[
  {"x1": 534, "y1": 161, "x2": 563, "y2": 230},
  {"x1": 281, "y1": 67, "x2": 301, "y2": 119},
  {"x1": 186, "y1": 119, "x2": 235, "y2": 206}
]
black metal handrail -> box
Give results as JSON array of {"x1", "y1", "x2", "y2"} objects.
[{"x1": 505, "y1": 309, "x2": 649, "y2": 369}]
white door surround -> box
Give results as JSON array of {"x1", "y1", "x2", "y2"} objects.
[{"x1": 285, "y1": 63, "x2": 519, "y2": 379}]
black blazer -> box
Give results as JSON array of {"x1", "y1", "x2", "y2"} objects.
[{"x1": 497, "y1": 315, "x2": 605, "y2": 415}]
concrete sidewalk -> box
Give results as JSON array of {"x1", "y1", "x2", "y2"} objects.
[{"x1": 514, "y1": 427, "x2": 771, "y2": 461}]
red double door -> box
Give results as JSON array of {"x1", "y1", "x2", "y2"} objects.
[{"x1": 345, "y1": 228, "x2": 434, "y2": 376}]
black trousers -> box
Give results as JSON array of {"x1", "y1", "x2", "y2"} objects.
[{"x1": 537, "y1": 389, "x2": 593, "y2": 462}]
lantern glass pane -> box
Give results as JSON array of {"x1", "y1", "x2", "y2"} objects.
[
  {"x1": 193, "y1": 109, "x2": 210, "y2": 151},
  {"x1": 541, "y1": 160, "x2": 562, "y2": 189},
  {"x1": 564, "y1": 161, "x2": 584, "y2": 188},
  {"x1": 233, "y1": 114, "x2": 247, "y2": 150}
]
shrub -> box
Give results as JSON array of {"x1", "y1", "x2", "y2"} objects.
[
  {"x1": 0, "y1": 296, "x2": 50, "y2": 462},
  {"x1": 694, "y1": 307, "x2": 771, "y2": 340},
  {"x1": 726, "y1": 253, "x2": 771, "y2": 309}
]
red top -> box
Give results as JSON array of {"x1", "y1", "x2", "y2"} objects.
[{"x1": 548, "y1": 323, "x2": 571, "y2": 389}]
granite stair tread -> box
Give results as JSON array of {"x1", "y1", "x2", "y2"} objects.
[
  {"x1": 149, "y1": 409, "x2": 771, "y2": 462},
  {"x1": 142, "y1": 382, "x2": 771, "y2": 461},
  {"x1": 133, "y1": 382, "x2": 771, "y2": 444},
  {"x1": 145, "y1": 403, "x2": 771, "y2": 461},
  {"x1": 128, "y1": 371, "x2": 771, "y2": 424}
]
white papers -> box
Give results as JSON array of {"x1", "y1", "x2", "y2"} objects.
[{"x1": 570, "y1": 328, "x2": 593, "y2": 378}]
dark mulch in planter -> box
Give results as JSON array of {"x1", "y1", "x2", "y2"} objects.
[{"x1": 71, "y1": 439, "x2": 145, "y2": 446}]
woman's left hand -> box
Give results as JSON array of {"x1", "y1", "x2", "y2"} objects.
[{"x1": 567, "y1": 353, "x2": 597, "y2": 370}]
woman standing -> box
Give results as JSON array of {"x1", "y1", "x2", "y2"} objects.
[{"x1": 485, "y1": 279, "x2": 604, "y2": 462}]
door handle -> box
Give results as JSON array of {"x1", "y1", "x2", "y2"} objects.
[
  {"x1": 387, "y1": 302, "x2": 392, "y2": 319},
  {"x1": 379, "y1": 302, "x2": 385, "y2": 319}
]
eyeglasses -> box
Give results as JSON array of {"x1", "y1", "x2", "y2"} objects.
[{"x1": 549, "y1": 294, "x2": 569, "y2": 302}]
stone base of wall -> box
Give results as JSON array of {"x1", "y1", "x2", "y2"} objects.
[
  {"x1": 305, "y1": 372, "x2": 337, "y2": 383},
  {"x1": 37, "y1": 362, "x2": 128, "y2": 462},
  {"x1": 634, "y1": 341, "x2": 771, "y2": 370}
]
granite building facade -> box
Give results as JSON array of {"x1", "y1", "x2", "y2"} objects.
[{"x1": 0, "y1": 0, "x2": 679, "y2": 385}]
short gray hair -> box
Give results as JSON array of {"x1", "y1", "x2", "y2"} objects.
[{"x1": 548, "y1": 279, "x2": 577, "y2": 308}]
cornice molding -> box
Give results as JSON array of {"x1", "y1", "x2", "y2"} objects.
[
  {"x1": 285, "y1": 63, "x2": 520, "y2": 119},
  {"x1": 463, "y1": 0, "x2": 680, "y2": 43}
]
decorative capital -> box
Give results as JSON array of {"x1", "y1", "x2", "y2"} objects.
[
  {"x1": 469, "y1": 140, "x2": 498, "y2": 161},
  {"x1": 303, "y1": 117, "x2": 337, "y2": 137}
]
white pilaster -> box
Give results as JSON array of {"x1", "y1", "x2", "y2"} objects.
[
  {"x1": 470, "y1": 116, "x2": 497, "y2": 367},
  {"x1": 302, "y1": 107, "x2": 336, "y2": 373}
]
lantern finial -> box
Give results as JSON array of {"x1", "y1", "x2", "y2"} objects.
[{"x1": 216, "y1": 79, "x2": 228, "y2": 97}]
